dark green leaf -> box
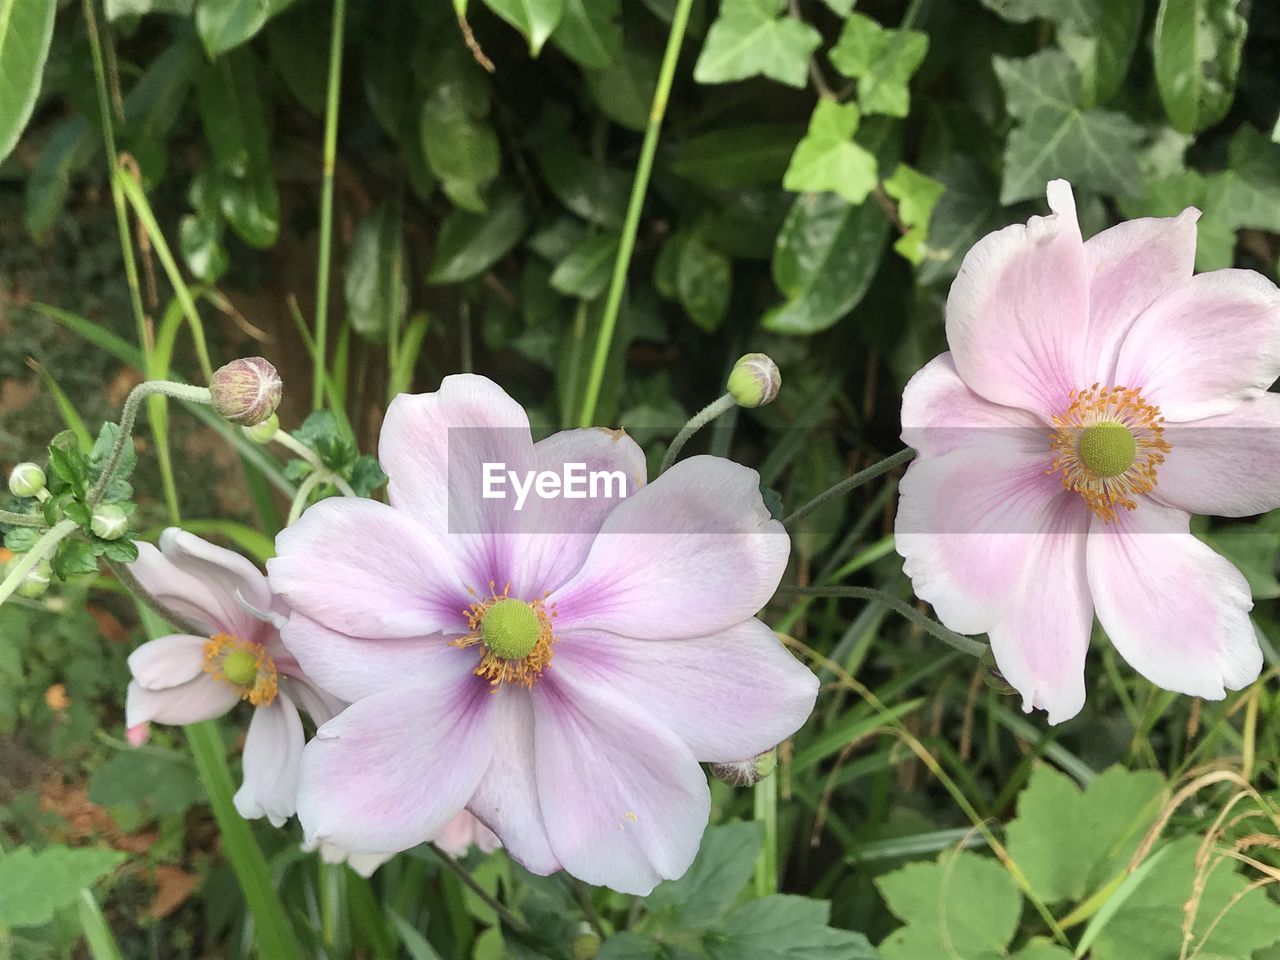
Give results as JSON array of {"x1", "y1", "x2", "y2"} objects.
[
  {"x1": 101, "y1": 539, "x2": 139, "y2": 563},
  {"x1": 48, "y1": 445, "x2": 89, "y2": 499},
  {"x1": 480, "y1": 0, "x2": 565, "y2": 56},
  {"x1": 669, "y1": 126, "x2": 802, "y2": 190},
  {"x1": 420, "y1": 91, "x2": 501, "y2": 213},
  {"x1": 551, "y1": 0, "x2": 621, "y2": 69},
  {"x1": 0, "y1": 0, "x2": 57, "y2": 164},
  {"x1": 538, "y1": 147, "x2": 629, "y2": 228},
  {"x1": 52, "y1": 539, "x2": 99, "y2": 580},
  {"x1": 428, "y1": 191, "x2": 530, "y2": 285},
  {"x1": 675, "y1": 235, "x2": 731, "y2": 333},
  {"x1": 196, "y1": 0, "x2": 298, "y2": 57},
  {"x1": 295, "y1": 412, "x2": 357, "y2": 473},
  {"x1": 180, "y1": 213, "x2": 229, "y2": 283},
  {"x1": 346, "y1": 202, "x2": 408, "y2": 340},
  {"x1": 586, "y1": 44, "x2": 659, "y2": 131},
  {"x1": 646, "y1": 822, "x2": 761, "y2": 929},
  {"x1": 348, "y1": 456, "x2": 389, "y2": 498},
  {"x1": 704, "y1": 896, "x2": 879, "y2": 960},
  {"x1": 88, "y1": 750, "x2": 203, "y2": 817},
  {"x1": 26, "y1": 118, "x2": 96, "y2": 239},
  {"x1": 90, "y1": 422, "x2": 136, "y2": 482},
  {"x1": 549, "y1": 232, "x2": 620, "y2": 299}
]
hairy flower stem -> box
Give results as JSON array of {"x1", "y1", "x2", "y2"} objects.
[
  {"x1": 782, "y1": 448, "x2": 916, "y2": 527},
  {"x1": 658, "y1": 393, "x2": 737, "y2": 474},
  {"x1": 271, "y1": 430, "x2": 357, "y2": 498},
  {"x1": 0, "y1": 520, "x2": 78, "y2": 608},
  {"x1": 0, "y1": 511, "x2": 45, "y2": 529},
  {"x1": 783, "y1": 585, "x2": 987, "y2": 658},
  {"x1": 428, "y1": 843, "x2": 532, "y2": 938}
]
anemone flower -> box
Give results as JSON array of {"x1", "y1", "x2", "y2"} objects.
[
  {"x1": 267, "y1": 374, "x2": 817, "y2": 895},
  {"x1": 897, "y1": 179, "x2": 1276, "y2": 724},
  {"x1": 125, "y1": 530, "x2": 342, "y2": 825}
]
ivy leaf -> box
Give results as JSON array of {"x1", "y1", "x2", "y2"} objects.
[
  {"x1": 551, "y1": 0, "x2": 621, "y2": 69},
  {"x1": 1153, "y1": 0, "x2": 1247, "y2": 134},
  {"x1": 428, "y1": 191, "x2": 530, "y2": 285},
  {"x1": 480, "y1": 0, "x2": 565, "y2": 56},
  {"x1": 703, "y1": 895, "x2": 879, "y2": 960},
  {"x1": 345, "y1": 202, "x2": 408, "y2": 342},
  {"x1": 994, "y1": 49, "x2": 1143, "y2": 204},
  {"x1": 646, "y1": 821, "x2": 761, "y2": 930},
  {"x1": 783, "y1": 101, "x2": 878, "y2": 206},
  {"x1": 419, "y1": 49, "x2": 500, "y2": 213},
  {"x1": 587, "y1": 43, "x2": 659, "y2": 131},
  {"x1": 196, "y1": 0, "x2": 297, "y2": 57},
  {"x1": 538, "y1": 147, "x2": 629, "y2": 228},
  {"x1": 693, "y1": 0, "x2": 821, "y2": 89},
  {"x1": 670, "y1": 125, "x2": 802, "y2": 190},
  {"x1": 676, "y1": 235, "x2": 732, "y2": 334},
  {"x1": 0, "y1": 845, "x2": 125, "y2": 927},
  {"x1": 549, "y1": 233, "x2": 620, "y2": 299},
  {"x1": 882, "y1": 164, "x2": 944, "y2": 265},
  {"x1": 828, "y1": 13, "x2": 929, "y2": 118}
]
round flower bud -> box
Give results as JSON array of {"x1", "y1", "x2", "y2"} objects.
[
  {"x1": 710, "y1": 749, "x2": 778, "y2": 788},
  {"x1": 8, "y1": 462, "x2": 46, "y2": 498},
  {"x1": 210, "y1": 357, "x2": 282, "y2": 427},
  {"x1": 91, "y1": 504, "x2": 129, "y2": 541},
  {"x1": 243, "y1": 413, "x2": 280, "y2": 445},
  {"x1": 727, "y1": 353, "x2": 781, "y2": 408},
  {"x1": 9, "y1": 557, "x2": 52, "y2": 600}
]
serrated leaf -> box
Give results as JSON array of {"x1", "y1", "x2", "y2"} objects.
[
  {"x1": 348, "y1": 455, "x2": 388, "y2": 498},
  {"x1": 427, "y1": 191, "x2": 529, "y2": 285},
  {"x1": 47, "y1": 445, "x2": 89, "y2": 499},
  {"x1": 882, "y1": 164, "x2": 944, "y2": 265},
  {"x1": 646, "y1": 822, "x2": 761, "y2": 929},
  {"x1": 52, "y1": 539, "x2": 98, "y2": 580},
  {"x1": 345, "y1": 202, "x2": 408, "y2": 341},
  {"x1": 3, "y1": 527, "x2": 41, "y2": 553},
  {"x1": 551, "y1": 0, "x2": 620, "y2": 68},
  {"x1": 0, "y1": 846, "x2": 125, "y2": 927},
  {"x1": 549, "y1": 232, "x2": 619, "y2": 299},
  {"x1": 102, "y1": 539, "x2": 139, "y2": 563},
  {"x1": 704, "y1": 895, "x2": 879, "y2": 960},
  {"x1": 827, "y1": 13, "x2": 929, "y2": 118},
  {"x1": 693, "y1": 0, "x2": 821, "y2": 89},
  {"x1": 480, "y1": 0, "x2": 565, "y2": 56},
  {"x1": 88, "y1": 750, "x2": 203, "y2": 817},
  {"x1": 294, "y1": 411, "x2": 357, "y2": 473},
  {"x1": 0, "y1": 0, "x2": 56, "y2": 164},
  {"x1": 90, "y1": 422, "x2": 136, "y2": 483},
  {"x1": 1153, "y1": 0, "x2": 1247, "y2": 134}
]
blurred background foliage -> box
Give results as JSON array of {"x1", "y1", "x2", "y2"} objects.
[{"x1": 2, "y1": 0, "x2": 1280, "y2": 957}]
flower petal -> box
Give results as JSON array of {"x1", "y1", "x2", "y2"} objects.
[
  {"x1": 278, "y1": 675, "x2": 347, "y2": 727},
  {"x1": 986, "y1": 498, "x2": 1092, "y2": 725},
  {"x1": 946, "y1": 179, "x2": 1089, "y2": 422},
  {"x1": 1113, "y1": 269, "x2": 1280, "y2": 422},
  {"x1": 548, "y1": 456, "x2": 789, "y2": 640},
  {"x1": 435, "y1": 811, "x2": 501, "y2": 858},
  {"x1": 1155, "y1": 393, "x2": 1280, "y2": 517},
  {"x1": 130, "y1": 533, "x2": 264, "y2": 640},
  {"x1": 554, "y1": 619, "x2": 818, "y2": 762},
  {"x1": 125, "y1": 675, "x2": 240, "y2": 727},
  {"x1": 269, "y1": 497, "x2": 469, "y2": 639},
  {"x1": 127, "y1": 634, "x2": 208, "y2": 691},
  {"x1": 305, "y1": 840, "x2": 396, "y2": 878},
  {"x1": 234, "y1": 694, "x2": 305, "y2": 827},
  {"x1": 532, "y1": 670, "x2": 710, "y2": 895},
  {"x1": 1083, "y1": 208, "x2": 1199, "y2": 383},
  {"x1": 296, "y1": 677, "x2": 495, "y2": 854},
  {"x1": 1087, "y1": 501, "x2": 1262, "y2": 699}
]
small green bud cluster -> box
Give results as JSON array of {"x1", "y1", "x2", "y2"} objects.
[{"x1": 8, "y1": 462, "x2": 46, "y2": 499}]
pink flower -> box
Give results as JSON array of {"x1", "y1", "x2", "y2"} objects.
[
  {"x1": 125, "y1": 530, "x2": 343, "y2": 825},
  {"x1": 897, "y1": 180, "x2": 1276, "y2": 724},
  {"x1": 433, "y1": 811, "x2": 502, "y2": 858},
  {"x1": 267, "y1": 375, "x2": 817, "y2": 895}
]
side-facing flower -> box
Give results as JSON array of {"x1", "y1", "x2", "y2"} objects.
[
  {"x1": 125, "y1": 529, "x2": 342, "y2": 825},
  {"x1": 897, "y1": 179, "x2": 1278, "y2": 724},
  {"x1": 268, "y1": 374, "x2": 818, "y2": 895}
]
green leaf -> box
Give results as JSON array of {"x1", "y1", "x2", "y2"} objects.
[
  {"x1": 704, "y1": 895, "x2": 879, "y2": 960},
  {"x1": 48, "y1": 444, "x2": 89, "y2": 499},
  {"x1": 52, "y1": 539, "x2": 99, "y2": 580},
  {"x1": 917, "y1": 156, "x2": 1003, "y2": 285},
  {"x1": 882, "y1": 164, "x2": 944, "y2": 265},
  {"x1": 0, "y1": 846, "x2": 125, "y2": 927},
  {"x1": 345, "y1": 202, "x2": 408, "y2": 341},
  {"x1": 348, "y1": 455, "x2": 388, "y2": 498},
  {"x1": 877, "y1": 850, "x2": 1021, "y2": 959},
  {"x1": 549, "y1": 232, "x2": 620, "y2": 299},
  {"x1": 294, "y1": 411, "x2": 357, "y2": 473},
  {"x1": 427, "y1": 190, "x2": 530, "y2": 285},
  {"x1": 827, "y1": 13, "x2": 929, "y2": 118},
  {"x1": 597, "y1": 932, "x2": 668, "y2": 959},
  {"x1": 669, "y1": 125, "x2": 802, "y2": 190},
  {"x1": 551, "y1": 0, "x2": 620, "y2": 68},
  {"x1": 480, "y1": 0, "x2": 565, "y2": 56},
  {"x1": 101, "y1": 539, "x2": 139, "y2": 563},
  {"x1": 1004, "y1": 764, "x2": 1165, "y2": 904},
  {"x1": 420, "y1": 88, "x2": 501, "y2": 213},
  {"x1": 538, "y1": 147, "x2": 629, "y2": 227},
  {"x1": 1014, "y1": 940, "x2": 1072, "y2": 960},
  {"x1": 646, "y1": 821, "x2": 761, "y2": 929},
  {"x1": 0, "y1": 0, "x2": 56, "y2": 164},
  {"x1": 587, "y1": 43, "x2": 659, "y2": 131},
  {"x1": 88, "y1": 750, "x2": 203, "y2": 817},
  {"x1": 994, "y1": 49, "x2": 1143, "y2": 204},
  {"x1": 107, "y1": 0, "x2": 193, "y2": 17},
  {"x1": 3, "y1": 527, "x2": 41, "y2": 553},
  {"x1": 180, "y1": 213, "x2": 229, "y2": 283},
  {"x1": 90, "y1": 422, "x2": 136, "y2": 483},
  {"x1": 1153, "y1": 0, "x2": 1247, "y2": 134},
  {"x1": 196, "y1": 0, "x2": 297, "y2": 57},
  {"x1": 763, "y1": 192, "x2": 889, "y2": 335},
  {"x1": 693, "y1": 0, "x2": 821, "y2": 89},
  {"x1": 675, "y1": 235, "x2": 731, "y2": 333},
  {"x1": 26, "y1": 118, "x2": 96, "y2": 239},
  {"x1": 783, "y1": 100, "x2": 878, "y2": 206}
]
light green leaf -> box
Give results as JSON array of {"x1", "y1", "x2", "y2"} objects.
[
  {"x1": 646, "y1": 822, "x2": 760, "y2": 929},
  {"x1": 704, "y1": 895, "x2": 879, "y2": 960},
  {"x1": 0, "y1": 0, "x2": 57, "y2": 164},
  {"x1": 827, "y1": 13, "x2": 929, "y2": 118},
  {"x1": 882, "y1": 163, "x2": 943, "y2": 265},
  {"x1": 1005, "y1": 764, "x2": 1165, "y2": 904},
  {"x1": 1015, "y1": 939, "x2": 1073, "y2": 960},
  {"x1": 994, "y1": 49, "x2": 1143, "y2": 203},
  {"x1": 345, "y1": 202, "x2": 408, "y2": 340},
  {"x1": 550, "y1": 232, "x2": 620, "y2": 298},
  {"x1": 783, "y1": 100, "x2": 878, "y2": 205},
  {"x1": 480, "y1": 0, "x2": 565, "y2": 55},
  {"x1": 551, "y1": 0, "x2": 621, "y2": 68},
  {"x1": 820, "y1": 0, "x2": 853, "y2": 13},
  {"x1": 693, "y1": 0, "x2": 821, "y2": 89},
  {"x1": 427, "y1": 190, "x2": 530, "y2": 285},
  {"x1": 196, "y1": 0, "x2": 297, "y2": 57},
  {"x1": 88, "y1": 750, "x2": 203, "y2": 817},
  {"x1": 106, "y1": 0, "x2": 193, "y2": 17},
  {"x1": 1153, "y1": 0, "x2": 1247, "y2": 134},
  {"x1": 0, "y1": 846, "x2": 125, "y2": 927},
  {"x1": 670, "y1": 125, "x2": 802, "y2": 189}
]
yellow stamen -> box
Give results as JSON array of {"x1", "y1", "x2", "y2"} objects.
[
  {"x1": 452, "y1": 581, "x2": 557, "y2": 689},
  {"x1": 202, "y1": 633, "x2": 278, "y2": 706},
  {"x1": 1050, "y1": 384, "x2": 1171, "y2": 523}
]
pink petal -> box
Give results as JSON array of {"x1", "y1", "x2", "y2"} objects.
[
  {"x1": 946, "y1": 179, "x2": 1089, "y2": 422},
  {"x1": 1086, "y1": 501, "x2": 1262, "y2": 699},
  {"x1": 296, "y1": 678, "x2": 495, "y2": 854},
  {"x1": 434, "y1": 811, "x2": 501, "y2": 858},
  {"x1": 554, "y1": 619, "x2": 818, "y2": 762},
  {"x1": 125, "y1": 723, "x2": 150, "y2": 746},
  {"x1": 532, "y1": 670, "x2": 710, "y2": 895},
  {"x1": 1113, "y1": 269, "x2": 1280, "y2": 422},
  {"x1": 125, "y1": 675, "x2": 240, "y2": 727},
  {"x1": 127, "y1": 635, "x2": 208, "y2": 691},
  {"x1": 1155, "y1": 393, "x2": 1280, "y2": 517},
  {"x1": 467, "y1": 686, "x2": 559, "y2": 875},
  {"x1": 1083, "y1": 208, "x2": 1199, "y2": 384},
  {"x1": 548, "y1": 456, "x2": 789, "y2": 640},
  {"x1": 900, "y1": 352, "x2": 1046, "y2": 458},
  {"x1": 278, "y1": 675, "x2": 347, "y2": 727},
  {"x1": 234, "y1": 694, "x2": 304, "y2": 827},
  {"x1": 986, "y1": 498, "x2": 1092, "y2": 725},
  {"x1": 130, "y1": 533, "x2": 266, "y2": 640},
  {"x1": 269, "y1": 497, "x2": 469, "y2": 639}
]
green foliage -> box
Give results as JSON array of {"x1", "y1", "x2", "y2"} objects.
[
  {"x1": 784, "y1": 101, "x2": 879, "y2": 205},
  {"x1": 0, "y1": 845, "x2": 125, "y2": 927},
  {"x1": 828, "y1": 14, "x2": 929, "y2": 118},
  {"x1": 694, "y1": 0, "x2": 822, "y2": 88},
  {"x1": 0, "y1": 0, "x2": 57, "y2": 163}
]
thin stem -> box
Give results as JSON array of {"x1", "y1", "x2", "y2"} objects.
[
  {"x1": 104, "y1": 558, "x2": 207, "y2": 636},
  {"x1": 0, "y1": 510, "x2": 44, "y2": 528},
  {"x1": 287, "y1": 472, "x2": 326, "y2": 526},
  {"x1": 782, "y1": 448, "x2": 916, "y2": 527},
  {"x1": 782, "y1": 585, "x2": 987, "y2": 658},
  {"x1": 271, "y1": 430, "x2": 358, "y2": 498},
  {"x1": 77, "y1": 890, "x2": 124, "y2": 960},
  {"x1": 577, "y1": 0, "x2": 696, "y2": 427},
  {"x1": 753, "y1": 770, "x2": 779, "y2": 897},
  {"x1": 0, "y1": 520, "x2": 78, "y2": 607},
  {"x1": 658, "y1": 392, "x2": 737, "y2": 474},
  {"x1": 569, "y1": 879, "x2": 606, "y2": 940},
  {"x1": 313, "y1": 0, "x2": 348, "y2": 410},
  {"x1": 428, "y1": 844, "x2": 532, "y2": 938}
]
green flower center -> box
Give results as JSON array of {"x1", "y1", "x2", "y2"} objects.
[
  {"x1": 481, "y1": 598, "x2": 542, "y2": 661},
  {"x1": 222, "y1": 649, "x2": 260, "y2": 687},
  {"x1": 1077, "y1": 420, "x2": 1137, "y2": 478}
]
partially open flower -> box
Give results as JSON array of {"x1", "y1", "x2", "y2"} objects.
[
  {"x1": 8, "y1": 462, "x2": 46, "y2": 498},
  {"x1": 210, "y1": 358, "x2": 282, "y2": 427},
  {"x1": 710, "y1": 749, "x2": 777, "y2": 788},
  {"x1": 727, "y1": 353, "x2": 781, "y2": 408}
]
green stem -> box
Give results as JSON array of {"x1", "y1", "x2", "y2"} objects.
[
  {"x1": 272, "y1": 430, "x2": 357, "y2": 498},
  {"x1": 658, "y1": 393, "x2": 737, "y2": 474},
  {"x1": 753, "y1": 771, "x2": 779, "y2": 897},
  {"x1": 287, "y1": 472, "x2": 326, "y2": 526},
  {"x1": 77, "y1": 890, "x2": 124, "y2": 960},
  {"x1": 0, "y1": 510, "x2": 44, "y2": 528},
  {"x1": 782, "y1": 448, "x2": 915, "y2": 527},
  {"x1": 105, "y1": 558, "x2": 207, "y2": 636},
  {"x1": 782, "y1": 585, "x2": 988, "y2": 658},
  {"x1": 0, "y1": 520, "x2": 78, "y2": 607},
  {"x1": 577, "y1": 0, "x2": 695, "y2": 427},
  {"x1": 313, "y1": 0, "x2": 348, "y2": 410},
  {"x1": 428, "y1": 844, "x2": 532, "y2": 938}
]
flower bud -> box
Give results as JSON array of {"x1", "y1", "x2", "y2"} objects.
[
  {"x1": 571, "y1": 933, "x2": 600, "y2": 960},
  {"x1": 8, "y1": 462, "x2": 46, "y2": 498},
  {"x1": 727, "y1": 353, "x2": 780, "y2": 408},
  {"x1": 243, "y1": 413, "x2": 280, "y2": 445},
  {"x1": 210, "y1": 357, "x2": 282, "y2": 427},
  {"x1": 91, "y1": 504, "x2": 129, "y2": 541},
  {"x1": 8, "y1": 557, "x2": 52, "y2": 599},
  {"x1": 126, "y1": 722, "x2": 151, "y2": 746},
  {"x1": 710, "y1": 749, "x2": 777, "y2": 788}
]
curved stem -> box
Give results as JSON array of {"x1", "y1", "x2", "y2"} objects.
[
  {"x1": 0, "y1": 510, "x2": 45, "y2": 529},
  {"x1": 0, "y1": 520, "x2": 78, "y2": 607},
  {"x1": 659, "y1": 393, "x2": 737, "y2": 474},
  {"x1": 271, "y1": 430, "x2": 358, "y2": 498},
  {"x1": 781, "y1": 585, "x2": 987, "y2": 658},
  {"x1": 782, "y1": 448, "x2": 915, "y2": 527},
  {"x1": 287, "y1": 472, "x2": 327, "y2": 526},
  {"x1": 104, "y1": 558, "x2": 208, "y2": 636},
  {"x1": 428, "y1": 843, "x2": 532, "y2": 938},
  {"x1": 313, "y1": 0, "x2": 348, "y2": 409}
]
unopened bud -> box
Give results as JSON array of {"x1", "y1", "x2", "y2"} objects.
[
  {"x1": 210, "y1": 357, "x2": 282, "y2": 426},
  {"x1": 727, "y1": 353, "x2": 780, "y2": 408},
  {"x1": 91, "y1": 504, "x2": 129, "y2": 541},
  {"x1": 571, "y1": 933, "x2": 600, "y2": 960},
  {"x1": 243, "y1": 413, "x2": 279, "y2": 444},
  {"x1": 126, "y1": 722, "x2": 151, "y2": 746},
  {"x1": 710, "y1": 749, "x2": 777, "y2": 788},
  {"x1": 8, "y1": 462, "x2": 46, "y2": 498},
  {"x1": 9, "y1": 557, "x2": 52, "y2": 599},
  {"x1": 981, "y1": 647, "x2": 1017, "y2": 696}
]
